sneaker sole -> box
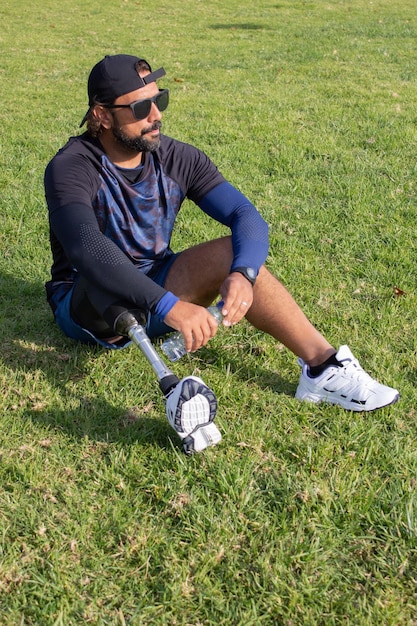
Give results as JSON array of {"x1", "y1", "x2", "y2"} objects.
[
  {"x1": 296, "y1": 390, "x2": 400, "y2": 412},
  {"x1": 169, "y1": 379, "x2": 217, "y2": 434},
  {"x1": 182, "y1": 422, "x2": 222, "y2": 455}
]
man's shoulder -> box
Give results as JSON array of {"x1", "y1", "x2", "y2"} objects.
[
  {"x1": 158, "y1": 134, "x2": 202, "y2": 159},
  {"x1": 48, "y1": 133, "x2": 103, "y2": 167},
  {"x1": 54, "y1": 133, "x2": 103, "y2": 158},
  {"x1": 45, "y1": 133, "x2": 104, "y2": 183},
  {"x1": 156, "y1": 135, "x2": 224, "y2": 200},
  {"x1": 44, "y1": 133, "x2": 104, "y2": 196}
]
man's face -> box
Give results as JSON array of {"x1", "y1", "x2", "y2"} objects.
[{"x1": 109, "y1": 75, "x2": 163, "y2": 153}]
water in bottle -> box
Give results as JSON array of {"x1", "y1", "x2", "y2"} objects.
[{"x1": 161, "y1": 302, "x2": 223, "y2": 362}]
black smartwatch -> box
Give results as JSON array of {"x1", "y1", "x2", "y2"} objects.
[{"x1": 231, "y1": 266, "x2": 257, "y2": 286}]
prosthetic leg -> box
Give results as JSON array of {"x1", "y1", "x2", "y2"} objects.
[{"x1": 112, "y1": 309, "x2": 222, "y2": 454}]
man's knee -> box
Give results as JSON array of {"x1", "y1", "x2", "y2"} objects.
[{"x1": 165, "y1": 237, "x2": 233, "y2": 294}]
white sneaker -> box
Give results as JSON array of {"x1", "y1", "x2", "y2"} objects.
[
  {"x1": 295, "y1": 345, "x2": 399, "y2": 411},
  {"x1": 165, "y1": 376, "x2": 221, "y2": 454}
]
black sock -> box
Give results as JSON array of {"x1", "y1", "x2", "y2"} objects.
[{"x1": 308, "y1": 353, "x2": 341, "y2": 378}]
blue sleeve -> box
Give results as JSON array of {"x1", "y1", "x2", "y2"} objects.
[
  {"x1": 197, "y1": 181, "x2": 269, "y2": 275},
  {"x1": 154, "y1": 291, "x2": 179, "y2": 320}
]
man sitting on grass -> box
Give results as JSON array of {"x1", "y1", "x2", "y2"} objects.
[{"x1": 44, "y1": 54, "x2": 399, "y2": 451}]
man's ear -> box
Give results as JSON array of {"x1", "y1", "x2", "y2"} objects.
[{"x1": 92, "y1": 105, "x2": 113, "y2": 129}]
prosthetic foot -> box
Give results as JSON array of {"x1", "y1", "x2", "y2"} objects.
[
  {"x1": 113, "y1": 310, "x2": 221, "y2": 454},
  {"x1": 165, "y1": 376, "x2": 221, "y2": 454}
]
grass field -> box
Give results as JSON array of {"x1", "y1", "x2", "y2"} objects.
[{"x1": 1, "y1": 0, "x2": 417, "y2": 624}]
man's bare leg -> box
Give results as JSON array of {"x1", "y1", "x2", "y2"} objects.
[{"x1": 165, "y1": 236, "x2": 335, "y2": 366}]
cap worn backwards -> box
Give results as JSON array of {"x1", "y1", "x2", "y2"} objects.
[{"x1": 79, "y1": 54, "x2": 166, "y2": 127}]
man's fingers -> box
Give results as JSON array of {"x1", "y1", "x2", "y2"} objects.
[
  {"x1": 222, "y1": 296, "x2": 252, "y2": 326},
  {"x1": 183, "y1": 316, "x2": 220, "y2": 352}
]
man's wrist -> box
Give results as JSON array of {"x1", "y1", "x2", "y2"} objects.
[
  {"x1": 230, "y1": 266, "x2": 257, "y2": 286},
  {"x1": 155, "y1": 291, "x2": 179, "y2": 321}
]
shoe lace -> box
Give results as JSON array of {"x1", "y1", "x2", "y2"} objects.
[{"x1": 339, "y1": 357, "x2": 373, "y2": 385}]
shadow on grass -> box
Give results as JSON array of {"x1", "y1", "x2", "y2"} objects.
[
  {"x1": 0, "y1": 271, "x2": 295, "y2": 450},
  {"x1": 26, "y1": 403, "x2": 176, "y2": 451},
  {"x1": 0, "y1": 271, "x2": 173, "y2": 449},
  {"x1": 209, "y1": 23, "x2": 267, "y2": 30}
]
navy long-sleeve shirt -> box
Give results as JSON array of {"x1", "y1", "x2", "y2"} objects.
[{"x1": 44, "y1": 132, "x2": 269, "y2": 317}]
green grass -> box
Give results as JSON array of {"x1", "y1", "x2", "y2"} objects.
[{"x1": 1, "y1": 0, "x2": 417, "y2": 623}]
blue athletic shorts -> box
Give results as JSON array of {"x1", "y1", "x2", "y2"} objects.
[{"x1": 51, "y1": 254, "x2": 180, "y2": 350}]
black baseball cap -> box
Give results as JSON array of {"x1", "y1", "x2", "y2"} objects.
[{"x1": 79, "y1": 54, "x2": 166, "y2": 127}]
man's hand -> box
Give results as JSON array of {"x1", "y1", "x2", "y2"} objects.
[
  {"x1": 219, "y1": 272, "x2": 254, "y2": 326},
  {"x1": 164, "y1": 301, "x2": 221, "y2": 353}
]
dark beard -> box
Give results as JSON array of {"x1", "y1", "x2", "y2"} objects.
[{"x1": 111, "y1": 121, "x2": 162, "y2": 153}]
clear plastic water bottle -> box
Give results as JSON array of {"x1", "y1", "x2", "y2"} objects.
[{"x1": 161, "y1": 301, "x2": 224, "y2": 362}]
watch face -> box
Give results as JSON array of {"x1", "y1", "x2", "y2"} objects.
[
  {"x1": 232, "y1": 266, "x2": 257, "y2": 284},
  {"x1": 247, "y1": 267, "x2": 256, "y2": 281}
]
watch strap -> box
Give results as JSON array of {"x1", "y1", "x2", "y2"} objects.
[{"x1": 231, "y1": 266, "x2": 257, "y2": 286}]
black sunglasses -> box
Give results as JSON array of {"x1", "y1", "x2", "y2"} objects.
[{"x1": 104, "y1": 89, "x2": 169, "y2": 120}]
